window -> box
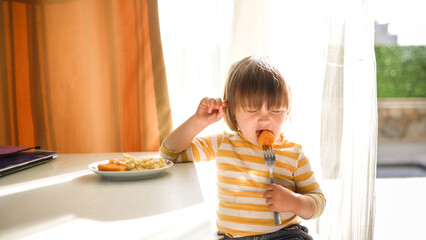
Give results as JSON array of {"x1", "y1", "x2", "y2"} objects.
[{"x1": 372, "y1": 0, "x2": 426, "y2": 178}]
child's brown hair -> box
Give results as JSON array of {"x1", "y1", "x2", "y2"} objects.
[{"x1": 223, "y1": 56, "x2": 291, "y2": 131}]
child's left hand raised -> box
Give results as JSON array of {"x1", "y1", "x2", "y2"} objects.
[{"x1": 263, "y1": 183, "x2": 298, "y2": 213}]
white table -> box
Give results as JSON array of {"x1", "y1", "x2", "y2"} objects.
[{"x1": 0, "y1": 153, "x2": 217, "y2": 240}]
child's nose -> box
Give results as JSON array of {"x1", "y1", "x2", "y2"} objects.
[{"x1": 258, "y1": 113, "x2": 270, "y2": 123}]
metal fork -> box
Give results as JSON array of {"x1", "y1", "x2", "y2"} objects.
[{"x1": 262, "y1": 145, "x2": 281, "y2": 225}]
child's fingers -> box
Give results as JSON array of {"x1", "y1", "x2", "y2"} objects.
[
  {"x1": 218, "y1": 100, "x2": 227, "y2": 114},
  {"x1": 222, "y1": 100, "x2": 228, "y2": 107},
  {"x1": 200, "y1": 97, "x2": 210, "y2": 107},
  {"x1": 265, "y1": 198, "x2": 273, "y2": 206},
  {"x1": 213, "y1": 98, "x2": 223, "y2": 108},
  {"x1": 263, "y1": 184, "x2": 277, "y2": 198},
  {"x1": 200, "y1": 97, "x2": 226, "y2": 116},
  {"x1": 203, "y1": 98, "x2": 214, "y2": 113},
  {"x1": 263, "y1": 190, "x2": 272, "y2": 198},
  {"x1": 218, "y1": 105, "x2": 225, "y2": 116},
  {"x1": 207, "y1": 98, "x2": 224, "y2": 113}
]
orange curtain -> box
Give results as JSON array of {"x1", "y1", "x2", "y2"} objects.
[{"x1": 0, "y1": 0, "x2": 172, "y2": 153}]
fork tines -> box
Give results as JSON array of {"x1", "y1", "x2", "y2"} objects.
[{"x1": 262, "y1": 145, "x2": 276, "y2": 167}]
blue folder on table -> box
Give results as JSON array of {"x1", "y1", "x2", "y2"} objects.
[{"x1": 0, "y1": 146, "x2": 58, "y2": 177}]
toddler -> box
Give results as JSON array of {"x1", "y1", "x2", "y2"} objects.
[{"x1": 160, "y1": 56, "x2": 325, "y2": 239}]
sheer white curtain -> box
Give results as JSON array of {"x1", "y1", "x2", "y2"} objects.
[
  {"x1": 319, "y1": 0, "x2": 377, "y2": 239},
  {"x1": 158, "y1": 0, "x2": 233, "y2": 136},
  {"x1": 159, "y1": 0, "x2": 377, "y2": 239}
]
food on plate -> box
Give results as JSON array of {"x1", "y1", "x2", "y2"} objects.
[
  {"x1": 97, "y1": 153, "x2": 167, "y2": 171},
  {"x1": 257, "y1": 130, "x2": 275, "y2": 146},
  {"x1": 97, "y1": 162, "x2": 127, "y2": 171}
]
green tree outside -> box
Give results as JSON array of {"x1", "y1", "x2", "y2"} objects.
[{"x1": 375, "y1": 45, "x2": 426, "y2": 98}]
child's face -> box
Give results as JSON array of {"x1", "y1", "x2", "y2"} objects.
[{"x1": 235, "y1": 104, "x2": 286, "y2": 146}]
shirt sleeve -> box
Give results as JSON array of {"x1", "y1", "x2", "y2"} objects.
[
  {"x1": 159, "y1": 133, "x2": 223, "y2": 163},
  {"x1": 293, "y1": 149, "x2": 326, "y2": 219}
]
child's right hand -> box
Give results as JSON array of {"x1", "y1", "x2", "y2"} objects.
[
  {"x1": 195, "y1": 97, "x2": 227, "y2": 126},
  {"x1": 162, "y1": 97, "x2": 226, "y2": 152}
]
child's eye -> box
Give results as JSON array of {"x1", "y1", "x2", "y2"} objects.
[
  {"x1": 247, "y1": 109, "x2": 258, "y2": 113},
  {"x1": 270, "y1": 109, "x2": 282, "y2": 114}
]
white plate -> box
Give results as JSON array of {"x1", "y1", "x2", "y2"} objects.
[{"x1": 88, "y1": 159, "x2": 173, "y2": 180}]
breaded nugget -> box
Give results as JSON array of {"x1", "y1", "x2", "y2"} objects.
[
  {"x1": 98, "y1": 163, "x2": 127, "y2": 171},
  {"x1": 257, "y1": 130, "x2": 275, "y2": 146}
]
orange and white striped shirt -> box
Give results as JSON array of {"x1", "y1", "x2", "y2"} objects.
[{"x1": 159, "y1": 131, "x2": 326, "y2": 237}]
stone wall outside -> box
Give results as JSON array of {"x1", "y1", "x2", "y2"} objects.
[{"x1": 378, "y1": 98, "x2": 426, "y2": 143}]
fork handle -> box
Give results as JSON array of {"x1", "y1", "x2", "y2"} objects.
[
  {"x1": 269, "y1": 171, "x2": 275, "y2": 184},
  {"x1": 269, "y1": 174, "x2": 280, "y2": 225},
  {"x1": 274, "y1": 212, "x2": 281, "y2": 225}
]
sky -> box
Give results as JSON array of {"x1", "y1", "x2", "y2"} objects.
[{"x1": 371, "y1": 0, "x2": 426, "y2": 45}]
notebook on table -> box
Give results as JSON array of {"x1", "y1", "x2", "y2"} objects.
[{"x1": 0, "y1": 146, "x2": 58, "y2": 177}]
